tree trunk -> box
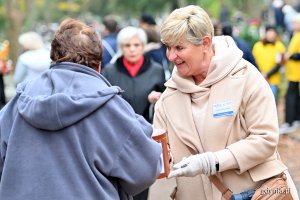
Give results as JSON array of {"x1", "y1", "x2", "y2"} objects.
[
  {"x1": 4, "y1": 0, "x2": 26, "y2": 70},
  {"x1": 4, "y1": 0, "x2": 36, "y2": 70},
  {"x1": 171, "y1": 0, "x2": 180, "y2": 10}
]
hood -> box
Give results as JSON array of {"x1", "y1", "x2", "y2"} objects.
[
  {"x1": 16, "y1": 62, "x2": 122, "y2": 131},
  {"x1": 19, "y1": 48, "x2": 51, "y2": 72},
  {"x1": 165, "y1": 36, "x2": 243, "y2": 93}
]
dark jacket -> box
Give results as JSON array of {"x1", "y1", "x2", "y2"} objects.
[
  {"x1": 102, "y1": 33, "x2": 118, "y2": 67},
  {"x1": 232, "y1": 36, "x2": 258, "y2": 69},
  {"x1": 102, "y1": 56, "x2": 166, "y2": 122},
  {"x1": 144, "y1": 44, "x2": 170, "y2": 80},
  {"x1": 0, "y1": 62, "x2": 162, "y2": 200}
]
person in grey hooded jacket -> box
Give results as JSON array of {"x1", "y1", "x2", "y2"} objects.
[{"x1": 0, "y1": 18, "x2": 162, "y2": 200}]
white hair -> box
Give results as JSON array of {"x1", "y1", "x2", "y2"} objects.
[
  {"x1": 282, "y1": 4, "x2": 295, "y2": 14},
  {"x1": 110, "y1": 26, "x2": 147, "y2": 64},
  {"x1": 18, "y1": 32, "x2": 45, "y2": 50},
  {"x1": 117, "y1": 26, "x2": 147, "y2": 50}
]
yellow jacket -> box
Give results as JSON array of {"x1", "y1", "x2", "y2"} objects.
[
  {"x1": 252, "y1": 40, "x2": 286, "y2": 85},
  {"x1": 286, "y1": 32, "x2": 300, "y2": 82}
]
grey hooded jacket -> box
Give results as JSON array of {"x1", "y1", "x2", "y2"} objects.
[{"x1": 0, "y1": 62, "x2": 162, "y2": 200}]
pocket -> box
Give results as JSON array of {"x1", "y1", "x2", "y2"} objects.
[{"x1": 248, "y1": 159, "x2": 287, "y2": 182}]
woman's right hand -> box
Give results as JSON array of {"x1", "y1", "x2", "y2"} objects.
[
  {"x1": 168, "y1": 152, "x2": 217, "y2": 178},
  {"x1": 148, "y1": 91, "x2": 162, "y2": 104}
]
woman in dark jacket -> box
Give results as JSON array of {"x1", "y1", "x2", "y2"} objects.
[
  {"x1": 102, "y1": 26, "x2": 166, "y2": 123},
  {"x1": 102, "y1": 26, "x2": 166, "y2": 200}
]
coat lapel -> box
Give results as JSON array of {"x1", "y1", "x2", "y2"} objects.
[
  {"x1": 202, "y1": 64, "x2": 248, "y2": 151},
  {"x1": 162, "y1": 91, "x2": 205, "y2": 153},
  {"x1": 162, "y1": 61, "x2": 248, "y2": 153}
]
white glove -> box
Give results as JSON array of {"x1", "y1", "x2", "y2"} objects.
[{"x1": 168, "y1": 152, "x2": 217, "y2": 178}]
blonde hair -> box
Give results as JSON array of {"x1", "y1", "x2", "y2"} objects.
[
  {"x1": 18, "y1": 32, "x2": 45, "y2": 50},
  {"x1": 160, "y1": 5, "x2": 214, "y2": 46}
]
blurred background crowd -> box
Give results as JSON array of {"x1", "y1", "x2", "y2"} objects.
[
  {"x1": 0, "y1": 0, "x2": 300, "y2": 198},
  {"x1": 0, "y1": 1, "x2": 299, "y2": 135}
]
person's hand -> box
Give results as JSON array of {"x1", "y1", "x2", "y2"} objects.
[
  {"x1": 168, "y1": 152, "x2": 217, "y2": 178},
  {"x1": 148, "y1": 91, "x2": 162, "y2": 104}
]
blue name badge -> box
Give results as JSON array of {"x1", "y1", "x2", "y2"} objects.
[{"x1": 212, "y1": 100, "x2": 234, "y2": 118}]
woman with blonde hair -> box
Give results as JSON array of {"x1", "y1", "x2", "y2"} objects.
[{"x1": 153, "y1": 5, "x2": 298, "y2": 200}]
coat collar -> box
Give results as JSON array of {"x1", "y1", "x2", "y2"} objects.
[
  {"x1": 165, "y1": 36, "x2": 243, "y2": 93},
  {"x1": 115, "y1": 56, "x2": 152, "y2": 77},
  {"x1": 162, "y1": 59, "x2": 248, "y2": 153}
]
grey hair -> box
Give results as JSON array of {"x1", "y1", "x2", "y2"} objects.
[
  {"x1": 18, "y1": 32, "x2": 45, "y2": 50},
  {"x1": 160, "y1": 5, "x2": 214, "y2": 46},
  {"x1": 117, "y1": 26, "x2": 147, "y2": 52}
]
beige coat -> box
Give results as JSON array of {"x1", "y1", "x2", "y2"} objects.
[{"x1": 153, "y1": 36, "x2": 296, "y2": 200}]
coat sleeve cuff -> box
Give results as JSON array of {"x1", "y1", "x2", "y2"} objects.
[{"x1": 214, "y1": 149, "x2": 239, "y2": 172}]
